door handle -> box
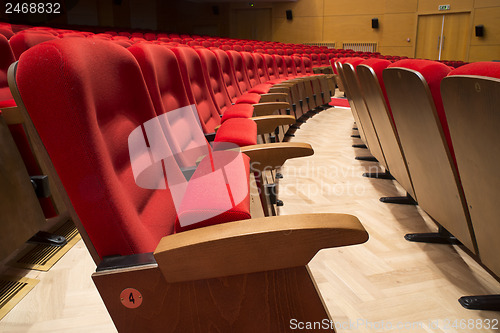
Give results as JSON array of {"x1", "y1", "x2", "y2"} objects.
[{"x1": 442, "y1": 36, "x2": 445, "y2": 50}]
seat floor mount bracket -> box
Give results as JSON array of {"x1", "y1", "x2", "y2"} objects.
[{"x1": 458, "y1": 295, "x2": 500, "y2": 311}]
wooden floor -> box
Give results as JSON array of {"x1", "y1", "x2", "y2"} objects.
[{"x1": 1, "y1": 103, "x2": 499, "y2": 332}]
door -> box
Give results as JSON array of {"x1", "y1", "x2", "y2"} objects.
[
  {"x1": 441, "y1": 13, "x2": 470, "y2": 61},
  {"x1": 416, "y1": 13, "x2": 470, "y2": 61},
  {"x1": 231, "y1": 9, "x2": 272, "y2": 41}
]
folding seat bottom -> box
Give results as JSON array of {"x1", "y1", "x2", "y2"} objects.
[
  {"x1": 248, "y1": 83, "x2": 274, "y2": 94},
  {"x1": 221, "y1": 103, "x2": 255, "y2": 123},
  {"x1": 215, "y1": 118, "x2": 257, "y2": 147},
  {"x1": 235, "y1": 92, "x2": 263, "y2": 105},
  {"x1": 175, "y1": 151, "x2": 251, "y2": 232}
]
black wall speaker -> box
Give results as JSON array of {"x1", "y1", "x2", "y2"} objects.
[
  {"x1": 286, "y1": 10, "x2": 293, "y2": 21},
  {"x1": 212, "y1": 6, "x2": 220, "y2": 15},
  {"x1": 475, "y1": 25, "x2": 484, "y2": 37},
  {"x1": 372, "y1": 18, "x2": 379, "y2": 29},
  {"x1": 113, "y1": 0, "x2": 122, "y2": 5}
]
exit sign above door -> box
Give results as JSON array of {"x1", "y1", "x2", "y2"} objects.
[{"x1": 438, "y1": 5, "x2": 451, "y2": 10}]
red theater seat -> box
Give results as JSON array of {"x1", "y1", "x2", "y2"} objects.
[{"x1": 9, "y1": 30, "x2": 58, "y2": 59}]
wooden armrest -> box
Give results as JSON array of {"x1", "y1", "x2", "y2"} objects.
[
  {"x1": 240, "y1": 142, "x2": 313, "y2": 171},
  {"x1": 252, "y1": 102, "x2": 290, "y2": 116},
  {"x1": 0, "y1": 106, "x2": 23, "y2": 125},
  {"x1": 258, "y1": 93, "x2": 288, "y2": 103},
  {"x1": 251, "y1": 115, "x2": 296, "y2": 135},
  {"x1": 154, "y1": 213, "x2": 368, "y2": 282},
  {"x1": 241, "y1": 142, "x2": 313, "y2": 170},
  {"x1": 267, "y1": 86, "x2": 290, "y2": 94}
]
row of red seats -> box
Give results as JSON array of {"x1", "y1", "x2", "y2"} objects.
[
  {"x1": 333, "y1": 56, "x2": 500, "y2": 310},
  {"x1": 6, "y1": 30, "x2": 370, "y2": 331},
  {"x1": 3, "y1": 21, "x2": 455, "y2": 70}
]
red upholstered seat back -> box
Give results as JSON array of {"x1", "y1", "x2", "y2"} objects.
[
  {"x1": 283, "y1": 56, "x2": 298, "y2": 76},
  {"x1": 9, "y1": 31, "x2": 58, "y2": 59},
  {"x1": 0, "y1": 34, "x2": 15, "y2": 103},
  {"x1": 196, "y1": 48, "x2": 233, "y2": 113},
  {"x1": 241, "y1": 51, "x2": 260, "y2": 87},
  {"x1": 252, "y1": 53, "x2": 271, "y2": 83},
  {"x1": 16, "y1": 39, "x2": 178, "y2": 258},
  {"x1": 129, "y1": 43, "x2": 210, "y2": 168},
  {"x1": 263, "y1": 54, "x2": 280, "y2": 81},
  {"x1": 388, "y1": 59, "x2": 453, "y2": 162},
  {"x1": 447, "y1": 61, "x2": 500, "y2": 79},
  {"x1": 359, "y1": 58, "x2": 392, "y2": 109},
  {"x1": 0, "y1": 26, "x2": 14, "y2": 39},
  {"x1": 344, "y1": 57, "x2": 365, "y2": 69},
  {"x1": 293, "y1": 56, "x2": 307, "y2": 75},
  {"x1": 272, "y1": 55, "x2": 287, "y2": 78},
  {"x1": 171, "y1": 46, "x2": 222, "y2": 133},
  {"x1": 226, "y1": 50, "x2": 252, "y2": 94},
  {"x1": 128, "y1": 44, "x2": 191, "y2": 115},
  {"x1": 212, "y1": 49, "x2": 242, "y2": 102},
  {"x1": 302, "y1": 57, "x2": 314, "y2": 74}
]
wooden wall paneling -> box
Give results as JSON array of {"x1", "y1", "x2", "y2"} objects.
[
  {"x1": 468, "y1": 45, "x2": 500, "y2": 62},
  {"x1": 417, "y1": 0, "x2": 474, "y2": 15},
  {"x1": 378, "y1": 46, "x2": 415, "y2": 58},
  {"x1": 474, "y1": 0, "x2": 500, "y2": 8},
  {"x1": 324, "y1": 0, "x2": 385, "y2": 16},
  {"x1": 96, "y1": 0, "x2": 114, "y2": 27},
  {"x1": 273, "y1": 17, "x2": 324, "y2": 43},
  {"x1": 385, "y1": 0, "x2": 418, "y2": 14},
  {"x1": 379, "y1": 13, "x2": 416, "y2": 50},
  {"x1": 112, "y1": 0, "x2": 131, "y2": 29},
  {"x1": 470, "y1": 7, "x2": 500, "y2": 46},
  {"x1": 272, "y1": 0, "x2": 325, "y2": 19},
  {"x1": 323, "y1": 15, "x2": 382, "y2": 45}
]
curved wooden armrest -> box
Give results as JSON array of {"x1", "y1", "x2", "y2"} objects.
[
  {"x1": 252, "y1": 102, "x2": 290, "y2": 116},
  {"x1": 154, "y1": 213, "x2": 368, "y2": 283},
  {"x1": 0, "y1": 106, "x2": 23, "y2": 125},
  {"x1": 258, "y1": 93, "x2": 288, "y2": 103},
  {"x1": 268, "y1": 86, "x2": 290, "y2": 94},
  {"x1": 251, "y1": 115, "x2": 296, "y2": 135},
  {"x1": 240, "y1": 142, "x2": 314, "y2": 171}
]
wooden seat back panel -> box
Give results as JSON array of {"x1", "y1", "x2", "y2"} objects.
[
  {"x1": 442, "y1": 75, "x2": 500, "y2": 275},
  {"x1": 357, "y1": 65, "x2": 416, "y2": 199},
  {"x1": 343, "y1": 63, "x2": 387, "y2": 169},
  {"x1": 383, "y1": 67, "x2": 475, "y2": 252}
]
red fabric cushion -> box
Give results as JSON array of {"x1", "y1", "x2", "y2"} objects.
[
  {"x1": 447, "y1": 61, "x2": 500, "y2": 79},
  {"x1": 221, "y1": 103, "x2": 254, "y2": 123},
  {"x1": 9, "y1": 31, "x2": 58, "y2": 59},
  {"x1": 235, "y1": 92, "x2": 262, "y2": 105},
  {"x1": 226, "y1": 50, "x2": 252, "y2": 94},
  {"x1": 215, "y1": 118, "x2": 257, "y2": 147},
  {"x1": 248, "y1": 83, "x2": 273, "y2": 94},
  {"x1": 196, "y1": 48, "x2": 234, "y2": 115},
  {"x1": 359, "y1": 58, "x2": 394, "y2": 123},
  {"x1": 212, "y1": 49, "x2": 242, "y2": 102},
  {"x1": 388, "y1": 59, "x2": 454, "y2": 163},
  {"x1": 171, "y1": 46, "x2": 222, "y2": 133},
  {"x1": 175, "y1": 151, "x2": 251, "y2": 232},
  {"x1": 16, "y1": 38, "x2": 178, "y2": 258}
]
